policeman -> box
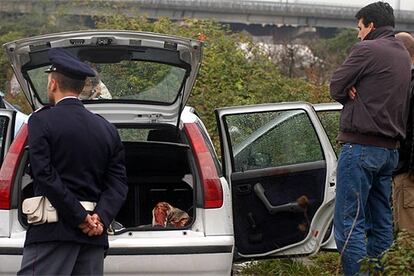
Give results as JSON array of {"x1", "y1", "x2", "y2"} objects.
[{"x1": 18, "y1": 48, "x2": 128, "y2": 275}]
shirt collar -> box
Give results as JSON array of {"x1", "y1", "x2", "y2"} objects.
[
  {"x1": 363, "y1": 26, "x2": 394, "y2": 41},
  {"x1": 55, "y1": 96, "x2": 79, "y2": 105}
]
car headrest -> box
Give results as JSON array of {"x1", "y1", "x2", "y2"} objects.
[{"x1": 147, "y1": 128, "x2": 179, "y2": 143}]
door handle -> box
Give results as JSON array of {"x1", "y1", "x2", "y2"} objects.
[
  {"x1": 235, "y1": 184, "x2": 252, "y2": 195},
  {"x1": 253, "y1": 183, "x2": 308, "y2": 215}
]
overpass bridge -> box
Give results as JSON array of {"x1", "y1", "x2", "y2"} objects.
[{"x1": 1, "y1": 0, "x2": 414, "y2": 40}]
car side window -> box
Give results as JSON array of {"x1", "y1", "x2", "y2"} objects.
[
  {"x1": 0, "y1": 115, "x2": 9, "y2": 165},
  {"x1": 316, "y1": 110, "x2": 341, "y2": 156},
  {"x1": 224, "y1": 109, "x2": 324, "y2": 172}
]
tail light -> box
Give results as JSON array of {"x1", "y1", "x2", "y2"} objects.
[
  {"x1": 0, "y1": 124, "x2": 28, "y2": 209},
  {"x1": 184, "y1": 123, "x2": 223, "y2": 209}
]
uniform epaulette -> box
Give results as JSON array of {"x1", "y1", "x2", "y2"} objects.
[{"x1": 34, "y1": 105, "x2": 52, "y2": 113}]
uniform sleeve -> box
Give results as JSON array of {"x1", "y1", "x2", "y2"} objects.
[
  {"x1": 28, "y1": 113, "x2": 88, "y2": 228},
  {"x1": 94, "y1": 130, "x2": 128, "y2": 228},
  {"x1": 330, "y1": 44, "x2": 371, "y2": 104}
]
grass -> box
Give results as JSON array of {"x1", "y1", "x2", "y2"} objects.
[
  {"x1": 237, "y1": 252, "x2": 341, "y2": 275},
  {"x1": 238, "y1": 232, "x2": 414, "y2": 275}
]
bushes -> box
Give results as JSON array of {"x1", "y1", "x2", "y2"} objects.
[
  {"x1": 361, "y1": 231, "x2": 414, "y2": 275},
  {"x1": 0, "y1": 11, "x2": 332, "y2": 146},
  {"x1": 94, "y1": 15, "x2": 331, "y2": 148},
  {"x1": 238, "y1": 232, "x2": 414, "y2": 275}
]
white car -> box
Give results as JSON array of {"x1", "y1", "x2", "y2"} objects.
[{"x1": 0, "y1": 30, "x2": 340, "y2": 275}]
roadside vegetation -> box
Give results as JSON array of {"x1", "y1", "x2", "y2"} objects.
[
  {"x1": 237, "y1": 252, "x2": 341, "y2": 275},
  {"x1": 238, "y1": 231, "x2": 414, "y2": 275},
  {"x1": 0, "y1": 1, "x2": 354, "y2": 147},
  {"x1": 0, "y1": 2, "x2": 412, "y2": 275}
]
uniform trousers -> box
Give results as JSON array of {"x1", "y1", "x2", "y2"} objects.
[{"x1": 17, "y1": 241, "x2": 104, "y2": 276}]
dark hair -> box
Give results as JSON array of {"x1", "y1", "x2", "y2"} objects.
[
  {"x1": 355, "y1": 1, "x2": 395, "y2": 28},
  {"x1": 51, "y1": 72, "x2": 85, "y2": 94}
]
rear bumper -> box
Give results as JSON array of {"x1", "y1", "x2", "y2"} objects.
[
  {"x1": 105, "y1": 252, "x2": 233, "y2": 275},
  {"x1": 0, "y1": 234, "x2": 234, "y2": 275}
]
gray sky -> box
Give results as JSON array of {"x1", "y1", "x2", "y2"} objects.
[{"x1": 258, "y1": 0, "x2": 414, "y2": 11}]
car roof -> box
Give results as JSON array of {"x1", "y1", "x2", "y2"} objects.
[{"x1": 312, "y1": 102, "x2": 342, "y2": 111}]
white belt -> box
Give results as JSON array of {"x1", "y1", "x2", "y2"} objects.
[
  {"x1": 80, "y1": 201, "x2": 97, "y2": 212},
  {"x1": 22, "y1": 196, "x2": 97, "y2": 225}
]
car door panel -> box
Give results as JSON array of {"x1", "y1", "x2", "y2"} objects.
[
  {"x1": 216, "y1": 102, "x2": 336, "y2": 258},
  {"x1": 231, "y1": 164, "x2": 326, "y2": 255}
]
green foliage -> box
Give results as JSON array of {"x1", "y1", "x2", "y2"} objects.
[
  {"x1": 0, "y1": 7, "x2": 92, "y2": 113},
  {"x1": 95, "y1": 15, "x2": 332, "y2": 148},
  {"x1": 96, "y1": 61, "x2": 185, "y2": 101},
  {"x1": 317, "y1": 110, "x2": 341, "y2": 155},
  {"x1": 0, "y1": 8, "x2": 336, "y2": 146},
  {"x1": 314, "y1": 29, "x2": 358, "y2": 61},
  {"x1": 305, "y1": 29, "x2": 358, "y2": 85},
  {"x1": 0, "y1": 31, "x2": 24, "y2": 91},
  {"x1": 228, "y1": 111, "x2": 324, "y2": 171},
  {"x1": 361, "y1": 231, "x2": 414, "y2": 275},
  {"x1": 237, "y1": 252, "x2": 341, "y2": 275},
  {"x1": 239, "y1": 259, "x2": 315, "y2": 275}
]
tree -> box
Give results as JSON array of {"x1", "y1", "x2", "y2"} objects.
[
  {"x1": 0, "y1": 8, "x2": 92, "y2": 113},
  {"x1": 0, "y1": 8, "x2": 333, "y2": 146},
  {"x1": 305, "y1": 29, "x2": 358, "y2": 85},
  {"x1": 95, "y1": 15, "x2": 331, "y2": 147}
]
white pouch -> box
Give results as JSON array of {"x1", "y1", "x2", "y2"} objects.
[
  {"x1": 44, "y1": 197, "x2": 58, "y2": 223},
  {"x1": 22, "y1": 196, "x2": 47, "y2": 225},
  {"x1": 22, "y1": 196, "x2": 58, "y2": 224}
]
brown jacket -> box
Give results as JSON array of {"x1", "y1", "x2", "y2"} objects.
[{"x1": 330, "y1": 26, "x2": 412, "y2": 149}]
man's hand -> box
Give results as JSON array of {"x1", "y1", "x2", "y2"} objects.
[
  {"x1": 348, "y1": 86, "x2": 357, "y2": 100},
  {"x1": 78, "y1": 213, "x2": 104, "y2": 236}
]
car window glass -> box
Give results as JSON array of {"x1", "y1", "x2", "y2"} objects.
[
  {"x1": 316, "y1": 110, "x2": 340, "y2": 156},
  {"x1": 0, "y1": 116, "x2": 9, "y2": 165},
  {"x1": 117, "y1": 128, "x2": 151, "y2": 141},
  {"x1": 224, "y1": 109, "x2": 324, "y2": 172},
  {"x1": 27, "y1": 61, "x2": 187, "y2": 104}
]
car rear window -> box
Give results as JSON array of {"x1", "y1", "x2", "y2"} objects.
[{"x1": 27, "y1": 61, "x2": 187, "y2": 105}]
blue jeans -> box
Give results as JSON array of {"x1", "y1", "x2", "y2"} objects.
[{"x1": 334, "y1": 143, "x2": 398, "y2": 276}]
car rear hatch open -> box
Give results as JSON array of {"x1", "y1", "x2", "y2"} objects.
[{"x1": 3, "y1": 30, "x2": 202, "y2": 127}]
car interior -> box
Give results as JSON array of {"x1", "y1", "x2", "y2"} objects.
[
  {"x1": 231, "y1": 162, "x2": 326, "y2": 255},
  {"x1": 117, "y1": 126, "x2": 195, "y2": 230},
  {"x1": 16, "y1": 125, "x2": 196, "y2": 233}
]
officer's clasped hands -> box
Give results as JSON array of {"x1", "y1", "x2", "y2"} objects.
[{"x1": 79, "y1": 213, "x2": 104, "y2": 236}]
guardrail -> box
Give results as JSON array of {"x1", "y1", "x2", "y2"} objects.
[
  {"x1": 125, "y1": 0, "x2": 414, "y2": 22},
  {"x1": 1, "y1": 0, "x2": 414, "y2": 26}
]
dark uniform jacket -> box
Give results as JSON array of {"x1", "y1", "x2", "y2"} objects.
[
  {"x1": 25, "y1": 98, "x2": 128, "y2": 247},
  {"x1": 330, "y1": 26, "x2": 412, "y2": 149},
  {"x1": 396, "y1": 67, "x2": 414, "y2": 174}
]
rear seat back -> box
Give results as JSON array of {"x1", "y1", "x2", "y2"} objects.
[{"x1": 118, "y1": 141, "x2": 193, "y2": 226}]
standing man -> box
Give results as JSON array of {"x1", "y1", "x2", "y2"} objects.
[
  {"x1": 393, "y1": 32, "x2": 414, "y2": 232},
  {"x1": 330, "y1": 2, "x2": 411, "y2": 275},
  {"x1": 18, "y1": 48, "x2": 128, "y2": 275}
]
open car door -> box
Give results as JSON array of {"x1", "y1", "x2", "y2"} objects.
[
  {"x1": 216, "y1": 102, "x2": 337, "y2": 259},
  {"x1": 0, "y1": 107, "x2": 17, "y2": 239},
  {"x1": 0, "y1": 109, "x2": 16, "y2": 168}
]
